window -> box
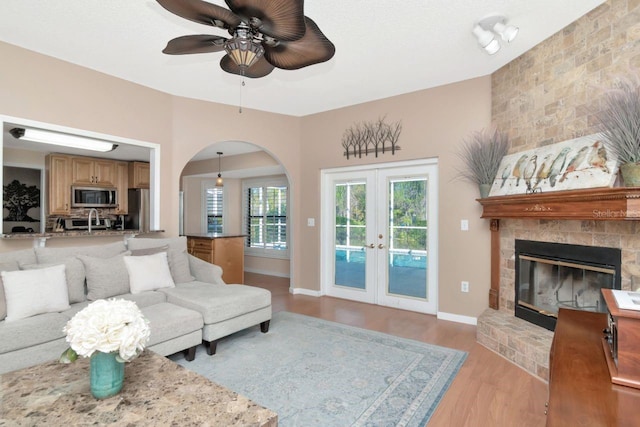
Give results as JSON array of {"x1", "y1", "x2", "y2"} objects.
[
  {"x1": 205, "y1": 186, "x2": 223, "y2": 234},
  {"x1": 243, "y1": 177, "x2": 288, "y2": 257}
]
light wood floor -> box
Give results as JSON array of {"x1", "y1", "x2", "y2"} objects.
[{"x1": 245, "y1": 272, "x2": 548, "y2": 427}]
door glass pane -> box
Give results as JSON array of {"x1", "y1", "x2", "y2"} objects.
[
  {"x1": 334, "y1": 182, "x2": 366, "y2": 289},
  {"x1": 387, "y1": 178, "x2": 428, "y2": 299}
]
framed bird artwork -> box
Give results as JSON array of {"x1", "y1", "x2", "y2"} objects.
[{"x1": 488, "y1": 134, "x2": 619, "y2": 197}]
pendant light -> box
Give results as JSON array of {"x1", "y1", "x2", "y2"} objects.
[{"x1": 216, "y1": 152, "x2": 224, "y2": 187}]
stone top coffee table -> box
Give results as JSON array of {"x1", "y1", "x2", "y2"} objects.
[{"x1": 0, "y1": 350, "x2": 277, "y2": 426}]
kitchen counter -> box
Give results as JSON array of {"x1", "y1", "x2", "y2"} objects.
[
  {"x1": 184, "y1": 233, "x2": 246, "y2": 239},
  {"x1": 1, "y1": 230, "x2": 164, "y2": 239},
  {"x1": 0, "y1": 350, "x2": 278, "y2": 426}
]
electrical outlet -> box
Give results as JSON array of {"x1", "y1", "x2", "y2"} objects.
[
  {"x1": 307, "y1": 218, "x2": 315, "y2": 227},
  {"x1": 461, "y1": 281, "x2": 469, "y2": 293},
  {"x1": 461, "y1": 219, "x2": 469, "y2": 231}
]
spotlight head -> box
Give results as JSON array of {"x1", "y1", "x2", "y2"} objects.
[
  {"x1": 472, "y1": 25, "x2": 500, "y2": 55},
  {"x1": 493, "y1": 21, "x2": 519, "y2": 43}
]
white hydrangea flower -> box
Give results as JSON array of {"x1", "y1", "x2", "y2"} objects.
[{"x1": 63, "y1": 299, "x2": 151, "y2": 362}]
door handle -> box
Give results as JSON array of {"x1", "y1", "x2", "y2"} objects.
[
  {"x1": 378, "y1": 244, "x2": 385, "y2": 249},
  {"x1": 367, "y1": 243, "x2": 375, "y2": 249}
]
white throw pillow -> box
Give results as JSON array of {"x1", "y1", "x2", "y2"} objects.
[
  {"x1": 1, "y1": 264, "x2": 70, "y2": 322},
  {"x1": 124, "y1": 252, "x2": 175, "y2": 294}
]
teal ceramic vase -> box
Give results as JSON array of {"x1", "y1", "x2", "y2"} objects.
[{"x1": 90, "y1": 351, "x2": 124, "y2": 399}]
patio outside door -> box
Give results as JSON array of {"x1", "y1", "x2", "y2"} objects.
[{"x1": 321, "y1": 159, "x2": 438, "y2": 314}]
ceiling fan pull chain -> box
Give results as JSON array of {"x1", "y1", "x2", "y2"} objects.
[{"x1": 239, "y1": 77, "x2": 245, "y2": 114}]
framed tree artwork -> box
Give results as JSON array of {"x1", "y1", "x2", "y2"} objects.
[{"x1": 3, "y1": 166, "x2": 43, "y2": 234}]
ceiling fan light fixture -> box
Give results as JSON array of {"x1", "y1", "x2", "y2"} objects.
[
  {"x1": 224, "y1": 27, "x2": 265, "y2": 70},
  {"x1": 9, "y1": 128, "x2": 117, "y2": 152}
]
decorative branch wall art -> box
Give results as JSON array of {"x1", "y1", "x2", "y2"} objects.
[{"x1": 341, "y1": 117, "x2": 402, "y2": 159}]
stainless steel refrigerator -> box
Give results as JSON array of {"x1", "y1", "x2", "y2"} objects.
[{"x1": 125, "y1": 188, "x2": 150, "y2": 232}]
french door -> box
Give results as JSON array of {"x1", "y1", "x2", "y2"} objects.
[{"x1": 321, "y1": 159, "x2": 438, "y2": 314}]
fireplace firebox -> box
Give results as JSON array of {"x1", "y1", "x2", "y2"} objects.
[{"x1": 515, "y1": 240, "x2": 621, "y2": 331}]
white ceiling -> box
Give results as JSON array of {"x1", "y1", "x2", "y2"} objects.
[{"x1": 0, "y1": 0, "x2": 605, "y2": 117}]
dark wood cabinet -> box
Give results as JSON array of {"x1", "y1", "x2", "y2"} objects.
[
  {"x1": 547, "y1": 308, "x2": 640, "y2": 426},
  {"x1": 602, "y1": 289, "x2": 640, "y2": 389}
]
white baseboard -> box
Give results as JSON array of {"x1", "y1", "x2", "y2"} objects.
[
  {"x1": 244, "y1": 268, "x2": 290, "y2": 278},
  {"x1": 437, "y1": 311, "x2": 477, "y2": 325},
  {"x1": 290, "y1": 287, "x2": 322, "y2": 297}
]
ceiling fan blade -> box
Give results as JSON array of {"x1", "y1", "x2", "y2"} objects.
[
  {"x1": 225, "y1": 0, "x2": 305, "y2": 41},
  {"x1": 263, "y1": 17, "x2": 335, "y2": 70},
  {"x1": 220, "y1": 54, "x2": 275, "y2": 78},
  {"x1": 156, "y1": 0, "x2": 241, "y2": 30},
  {"x1": 162, "y1": 35, "x2": 228, "y2": 54}
]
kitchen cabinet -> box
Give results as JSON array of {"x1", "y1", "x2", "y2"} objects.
[
  {"x1": 46, "y1": 154, "x2": 72, "y2": 215},
  {"x1": 114, "y1": 161, "x2": 128, "y2": 214},
  {"x1": 128, "y1": 162, "x2": 150, "y2": 189},
  {"x1": 187, "y1": 235, "x2": 244, "y2": 284},
  {"x1": 71, "y1": 157, "x2": 116, "y2": 187}
]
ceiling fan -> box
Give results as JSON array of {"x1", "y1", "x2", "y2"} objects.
[{"x1": 156, "y1": 0, "x2": 335, "y2": 78}]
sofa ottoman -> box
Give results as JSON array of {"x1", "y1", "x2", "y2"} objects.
[
  {"x1": 160, "y1": 282, "x2": 272, "y2": 355},
  {"x1": 141, "y1": 302, "x2": 204, "y2": 361}
]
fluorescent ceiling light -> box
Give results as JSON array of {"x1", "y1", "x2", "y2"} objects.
[{"x1": 9, "y1": 128, "x2": 117, "y2": 152}]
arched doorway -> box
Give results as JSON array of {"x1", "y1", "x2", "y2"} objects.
[{"x1": 179, "y1": 141, "x2": 292, "y2": 282}]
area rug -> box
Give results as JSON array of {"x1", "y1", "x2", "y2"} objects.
[{"x1": 170, "y1": 311, "x2": 466, "y2": 427}]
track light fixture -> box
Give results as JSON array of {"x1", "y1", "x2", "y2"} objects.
[{"x1": 473, "y1": 15, "x2": 519, "y2": 55}]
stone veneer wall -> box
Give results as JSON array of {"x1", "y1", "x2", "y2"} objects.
[{"x1": 478, "y1": 0, "x2": 640, "y2": 381}]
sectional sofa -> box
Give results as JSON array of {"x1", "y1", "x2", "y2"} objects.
[{"x1": 0, "y1": 236, "x2": 272, "y2": 374}]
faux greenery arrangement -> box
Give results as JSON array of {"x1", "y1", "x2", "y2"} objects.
[
  {"x1": 455, "y1": 127, "x2": 509, "y2": 197},
  {"x1": 596, "y1": 77, "x2": 640, "y2": 163},
  {"x1": 595, "y1": 77, "x2": 640, "y2": 186}
]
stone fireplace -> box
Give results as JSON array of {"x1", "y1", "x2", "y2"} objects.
[{"x1": 476, "y1": 188, "x2": 640, "y2": 381}]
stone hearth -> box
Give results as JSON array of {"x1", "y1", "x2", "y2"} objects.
[{"x1": 477, "y1": 309, "x2": 553, "y2": 381}]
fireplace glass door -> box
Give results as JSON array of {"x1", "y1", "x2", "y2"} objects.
[{"x1": 518, "y1": 255, "x2": 615, "y2": 317}]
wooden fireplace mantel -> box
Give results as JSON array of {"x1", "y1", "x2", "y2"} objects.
[
  {"x1": 478, "y1": 187, "x2": 640, "y2": 221},
  {"x1": 477, "y1": 187, "x2": 640, "y2": 309}
]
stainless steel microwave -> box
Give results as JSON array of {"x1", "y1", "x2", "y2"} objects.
[{"x1": 71, "y1": 186, "x2": 118, "y2": 208}]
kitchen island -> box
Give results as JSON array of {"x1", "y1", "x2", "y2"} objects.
[{"x1": 186, "y1": 234, "x2": 245, "y2": 284}]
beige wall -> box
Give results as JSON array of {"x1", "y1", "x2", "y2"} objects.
[
  {"x1": 167, "y1": 97, "x2": 301, "y2": 285},
  {"x1": 0, "y1": 41, "x2": 173, "y2": 252},
  {"x1": 491, "y1": 0, "x2": 640, "y2": 311},
  {"x1": 300, "y1": 77, "x2": 493, "y2": 318},
  {"x1": 0, "y1": 40, "x2": 493, "y2": 318}
]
